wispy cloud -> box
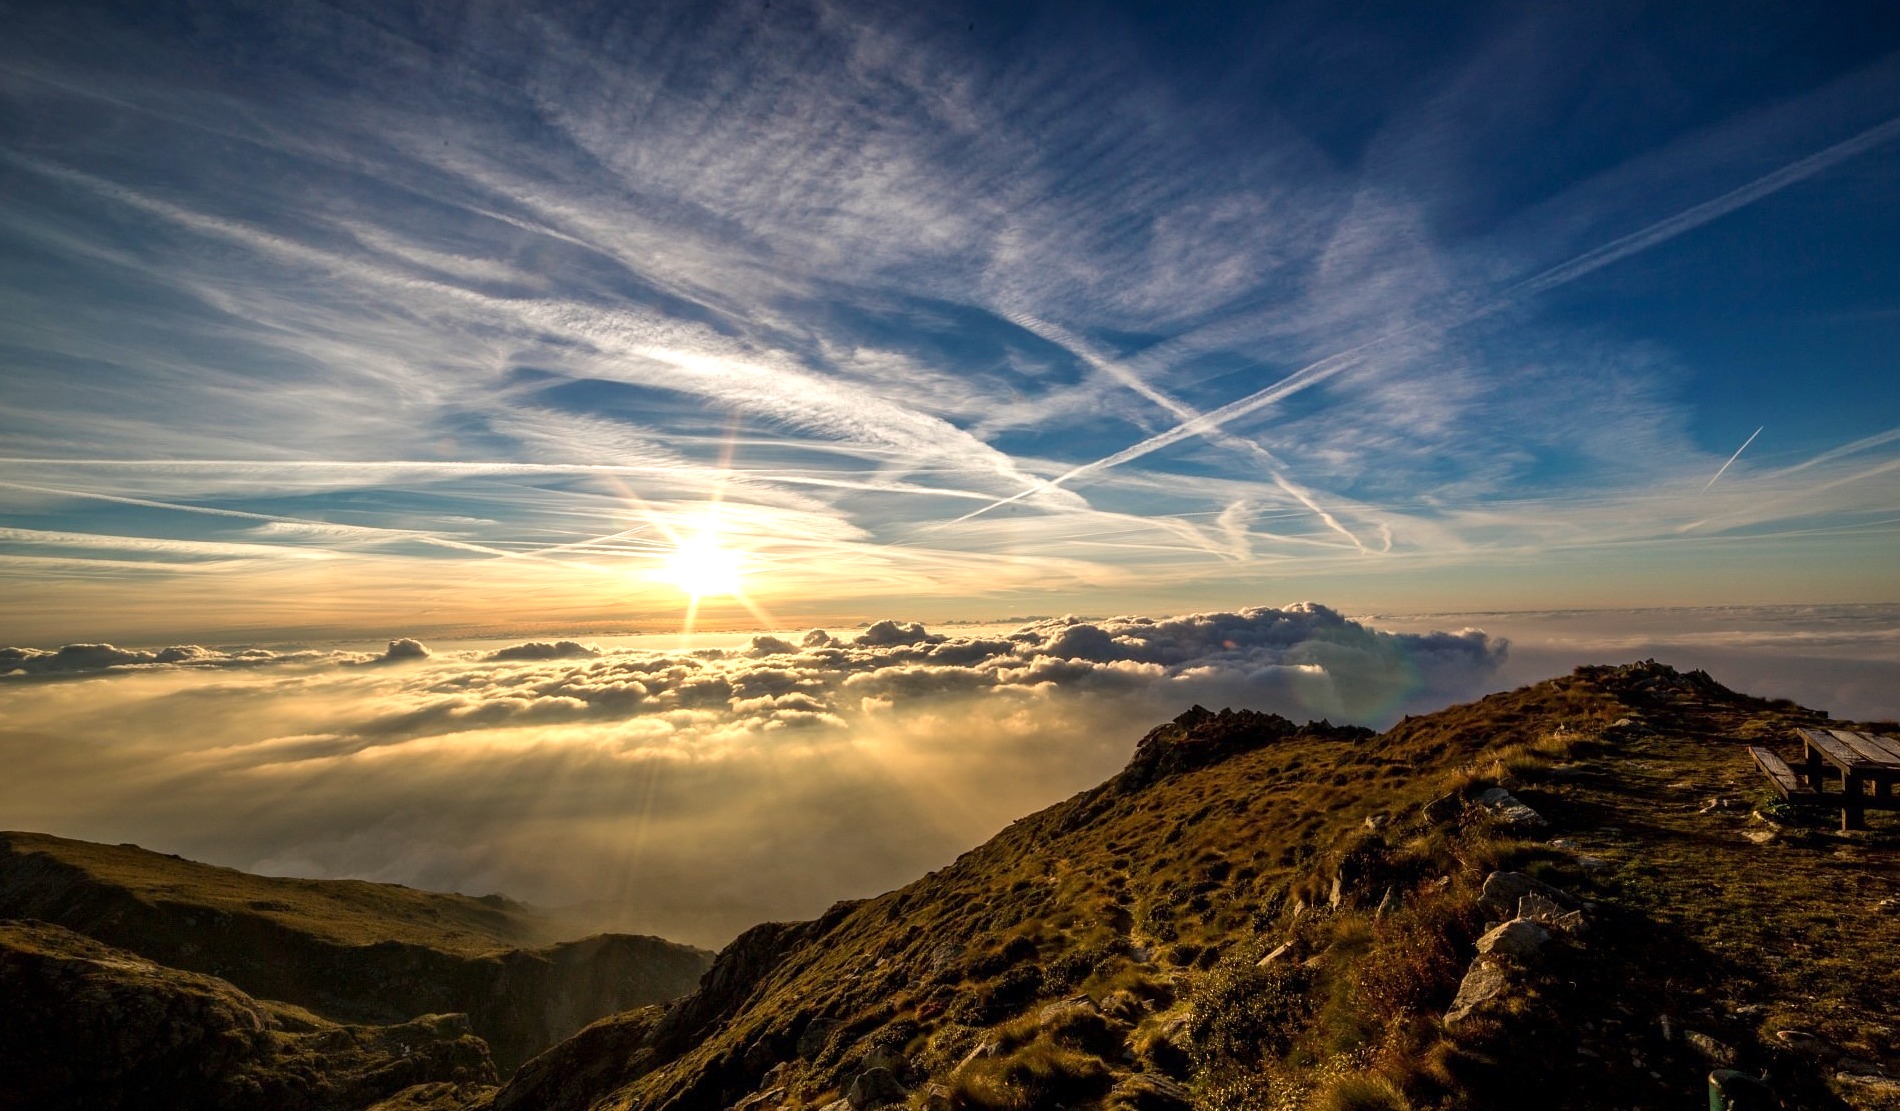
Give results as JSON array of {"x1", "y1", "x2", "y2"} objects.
[{"x1": 1, "y1": 0, "x2": 1897, "y2": 639}]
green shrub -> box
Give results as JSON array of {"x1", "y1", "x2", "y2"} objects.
[
  {"x1": 945, "y1": 965, "x2": 1044, "y2": 1027},
  {"x1": 1188, "y1": 959, "x2": 1312, "y2": 1071},
  {"x1": 948, "y1": 1037, "x2": 1113, "y2": 1110}
]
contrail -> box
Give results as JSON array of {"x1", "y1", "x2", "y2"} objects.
[
  {"x1": 1704, "y1": 426, "x2": 1764, "y2": 490},
  {"x1": 949, "y1": 112, "x2": 1900, "y2": 525},
  {"x1": 992, "y1": 312, "x2": 1371, "y2": 551}
]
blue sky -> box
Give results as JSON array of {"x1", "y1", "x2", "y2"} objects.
[{"x1": 2, "y1": 0, "x2": 1898, "y2": 642}]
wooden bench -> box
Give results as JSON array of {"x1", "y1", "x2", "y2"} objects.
[
  {"x1": 1749, "y1": 747, "x2": 1813, "y2": 800},
  {"x1": 1793, "y1": 727, "x2": 1900, "y2": 831}
]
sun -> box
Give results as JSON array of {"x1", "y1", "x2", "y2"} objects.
[{"x1": 658, "y1": 531, "x2": 744, "y2": 599}]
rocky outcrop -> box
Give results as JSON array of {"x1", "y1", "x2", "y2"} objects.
[
  {"x1": 1117, "y1": 705, "x2": 1371, "y2": 791},
  {"x1": 0, "y1": 919, "x2": 494, "y2": 1111},
  {"x1": 1447, "y1": 872, "x2": 1590, "y2": 1027},
  {"x1": 1475, "y1": 786, "x2": 1547, "y2": 830}
]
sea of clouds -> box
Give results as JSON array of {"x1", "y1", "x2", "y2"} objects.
[{"x1": 0, "y1": 604, "x2": 1503, "y2": 946}]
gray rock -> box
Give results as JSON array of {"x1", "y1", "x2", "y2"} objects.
[
  {"x1": 796, "y1": 1018, "x2": 838, "y2": 1060},
  {"x1": 742, "y1": 1035, "x2": 782, "y2": 1073},
  {"x1": 1775, "y1": 1029, "x2": 1833, "y2": 1057},
  {"x1": 1422, "y1": 791, "x2": 1464, "y2": 823},
  {"x1": 1475, "y1": 919, "x2": 1550, "y2": 960},
  {"x1": 731, "y1": 1086, "x2": 786, "y2": 1111},
  {"x1": 1685, "y1": 1030, "x2": 1737, "y2": 1066},
  {"x1": 1516, "y1": 893, "x2": 1586, "y2": 932},
  {"x1": 1445, "y1": 961, "x2": 1511, "y2": 1025},
  {"x1": 861, "y1": 1045, "x2": 907, "y2": 1077},
  {"x1": 1477, "y1": 871, "x2": 1572, "y2": 919},
  {"x1": 1516, "y1": 893, "x2": 1564, "y2": 922},
  {"x1": 1477, "y1": 787, "x2": 1548, "y2": 829},
  {"x1": 847, "y1": 1066, "x2": 908, "y2": 1110}
]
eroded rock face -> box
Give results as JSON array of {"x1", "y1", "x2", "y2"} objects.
[{"x1": 0, "y1": 920, "x2": 495, "y2": 1111}]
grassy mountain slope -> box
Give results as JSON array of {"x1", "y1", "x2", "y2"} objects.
[
  {"x1": 0, "y1": 918, "x2": 495, "y2": 1111},
  {"x1": 468, "y1": 662, "x2": 1900, "y2": 1111},
  {"x1": 0, "y1": 832, "x2": 714, "y2": 1072}
]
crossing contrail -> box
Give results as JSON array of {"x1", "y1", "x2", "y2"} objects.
[
  {"x1": 948, "y1": 113, "x2": 1900, "y2": 526},
  {"x1": 1705, "y1": 426, "x2": 1764, "y2": 490}
]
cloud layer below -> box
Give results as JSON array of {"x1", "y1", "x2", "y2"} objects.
[{"x1": 0, "y1": 604, "x2": 1505, "y2": 946}]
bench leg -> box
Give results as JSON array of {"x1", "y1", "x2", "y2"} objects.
[
  {"x1": 1843, "y1": 775, "x2": 1867, "y2": 832},
  {"x1": 1806, "y1": 748, "x2": 1827, "y2": 789}
]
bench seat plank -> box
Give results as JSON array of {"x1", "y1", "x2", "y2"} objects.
[
  {"x1": 1835, "y1": 729, "x2": 1900, "y2": 765},
  {"x1": 1800, "y1": 727, "x2": 1871, "y2": 771},
  {"x1": 1751, "y1": 747, "x2": 1814, "y2": 798}
]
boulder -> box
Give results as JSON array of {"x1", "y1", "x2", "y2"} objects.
[
  {"x1": 1444, "y1": 961, "x2": 1511, "y2": 1026},
  {"x1": 1477, "y1": 871, "x2": 1572, "y2": 920},
  {"x1": 846, "y1": 1066, "x2": 907, "y2": 1110},
  {"x1": 861, "y1": 1044, "x2": 908, "y2": 1077},
  {"x1": 1475, "y1": 919, "x2": 1550, "y2": 960},
  {"x1": 1516, "y1": 893, "x2": 1586, "y2": 932},
  {"x1": 1477, "y1": 787, "x2": 1548, "y2": 830},
  {"x1": 1422, "y1": 791, "x2": 1464, "y2": 823},
  {"x1": 796, "y1": 1019, "x2": 838, "y2": 1060}
]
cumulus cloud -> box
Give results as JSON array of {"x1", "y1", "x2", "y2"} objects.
[
  {"x1": 0, "y1": 642, "x2": 322, "y2": 676},
  {"x1": 283, "y1": 605, "x2": 1506, "y2": 743},
  {"x1": 488, "y1": 640, "x2": 602, "y2": 662},
  {"x1": 0, "y1": 605, "x2": 1508, "y2": 946}
]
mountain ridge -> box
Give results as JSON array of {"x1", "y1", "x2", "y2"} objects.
[
  {"x1": 5, "y1": 661, "x2": 1897, "y2": 1110},
  {"x1": 466, "y1": 660, "x2": 1900, "y2": 1111}
]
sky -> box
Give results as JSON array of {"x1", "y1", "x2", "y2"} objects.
[
  {"x1": 3, "y1": 2, "x2": 1900, "y2": 940},
  {"x1": 0, "y1": 0, "x2": 1896, "y2": 642}
]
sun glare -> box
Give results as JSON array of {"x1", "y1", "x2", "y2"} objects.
[{"x1": 659, "y1": 532, "x2": 744, "y2": 599}]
